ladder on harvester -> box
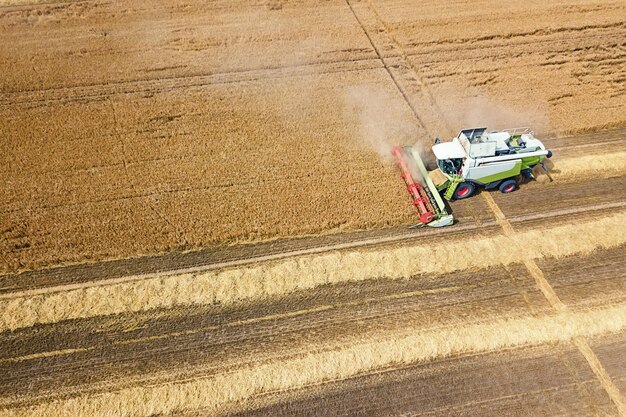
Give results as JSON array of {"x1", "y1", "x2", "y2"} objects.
[{"x1": 443, "y1": 175, "x2": 464, "y2": 201}]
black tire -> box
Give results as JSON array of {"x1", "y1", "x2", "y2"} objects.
[
  {"x1": 499, "y1": 178, "x2": 518, "y2": 193},
  {"x1": 453, "y1": 182, "x2": 475, "y2": 199}
]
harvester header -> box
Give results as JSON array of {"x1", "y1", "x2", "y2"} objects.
[{"x1": 391, "y1": 146, "x2": 454, "y2": 228}]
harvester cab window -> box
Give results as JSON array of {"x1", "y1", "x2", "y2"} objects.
[{"x1": 437, "y1": 158, "x2": 462, "y2": 175}]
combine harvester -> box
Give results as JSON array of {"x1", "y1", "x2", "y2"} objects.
[{"x1": 392, "y1": 127, "x2": 552, "y2": 227}]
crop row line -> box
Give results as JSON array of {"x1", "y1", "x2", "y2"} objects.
[
  {"x1": 0, "y1": 56, "x2": 383, "y2": 106},
  {"x1": 404, "y1": 24, "x2": 625, "y2": 54}
]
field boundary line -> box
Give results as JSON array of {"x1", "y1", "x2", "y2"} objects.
[
  {"x1": 345, "y1": 0, "x2": 431, "y2": 136},
  {"x1": 481, "y1": 192, "x2": 626, "y2": 415},
  {"x1": 363, "y1": 0, "x2": 451, "y2": 134},
  {"x1": 2, "y1": 200, "x2": 626, "y2": 300}
]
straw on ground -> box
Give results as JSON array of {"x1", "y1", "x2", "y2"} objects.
[
  {"x1": 3, "y1": 303, "x2": 625, "y2": 417},
  {"x1": 1, "y1": 211, "x2": 625, "y2": 332}
]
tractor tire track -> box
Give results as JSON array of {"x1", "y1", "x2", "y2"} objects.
[{"x1": 481, "y1": 190, "x2": 626, "y2": 414}]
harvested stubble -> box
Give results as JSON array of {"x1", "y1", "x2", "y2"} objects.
[
  {"x1": 3, "y1": 303, "x2": 626, "y2": 417},
  {"x1": 1, "y1": 211, "x2": 625, "y2": 332},
  {"x1": 551, "y1": 151, "x2": 626, "y2": 179}
]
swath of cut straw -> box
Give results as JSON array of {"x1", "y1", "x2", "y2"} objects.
[
  {"x1": 0, "y1": 210, "x2": 625, "y2": 332},
  {"x1": 3, "y1": 303, "x2": 626, "y2": 417}
]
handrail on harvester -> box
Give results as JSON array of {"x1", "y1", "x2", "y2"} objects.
[{"x1": 502, "y1": 127, "x2": 532, "y2": 136}]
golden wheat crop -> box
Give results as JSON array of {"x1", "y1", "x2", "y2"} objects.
[
  {"x1": 551, "y1": 151, "x2": 626, "y2": 179},
  {"x1": 1, "y1": 211, "x2": 624, "y2": 332},
  {"x1": 2, "y1": 0, "x2": 626, "y2": 273},
  {"x1": 3, "y1": 303, "x2": 625, "y2": 417}
]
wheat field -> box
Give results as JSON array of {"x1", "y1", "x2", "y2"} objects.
[
  {"x1": 1, "y1": 0, "x2": 625, "y2": 416},
  {"x1": 1, "y1": 0, "x2": 625, "y2": 272}
]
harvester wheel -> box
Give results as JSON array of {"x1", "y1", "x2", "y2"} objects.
[
  {"x1": 499, "y1": 179, "x2": 518, "y2": 193},
  {"x1": 453, "y1": 182, "x2": 475, "y2": 200}
]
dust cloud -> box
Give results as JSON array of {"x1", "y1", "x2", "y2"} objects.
[{"x1": 343, "y1": 85, "x2": 422, "y2": 162}]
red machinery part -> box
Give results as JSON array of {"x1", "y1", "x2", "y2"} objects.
[
  {"x1": 391, "y1": 146, "x2": 435, "y2": 224},
  {"x1": 420, "y1": 212, "x2": 435, "y2": 224}
]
